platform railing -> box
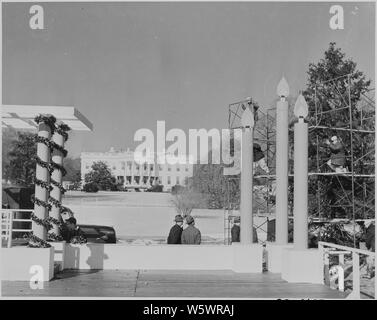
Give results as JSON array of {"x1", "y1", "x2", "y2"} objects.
[
  {"x1": 1, "y1": 209, "x2": 33, "y2": 248},
  {"x1": 318, "y1": 241, "x2": 375, "y2": 299}
]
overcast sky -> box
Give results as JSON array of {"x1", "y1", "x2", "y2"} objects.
[{"x1": 3, "y1": 2, "x2": 375, "y2": 158}]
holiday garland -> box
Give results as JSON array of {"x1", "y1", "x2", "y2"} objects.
[
  {"x1": 28, "y1": 232, "x2": 52, "y2": 248},
  {"x1": 55, "y1": 123, "x2": 70, "y2": 142},
  {"x1": 35, "y1": 135, "x2": 68, "y2": 158},
  {"x1": 34, "y1": 114, "x2": 57, "y2": 134},
  {"x1": 34, "y1": 178, "x2": 53, "y2": 192},
  {"x1": 36, "y1": 155, "x2": 54, "y2": 174},
  {"x1": 49, "y1": 195, "x2": 62, "y2": 209},
  {"x1": 50, "y1": 178, "x2": 67, "y2": 194},
  {"x1": 30, "y1": 212, "x2": 53, "y2": 230},
  {"x1": 31, "y1": 195, "x2": 52, "y2": 211},
  {"x1": 50, "y1": 160, "x2": 67, "y2": 176},
  {"x1": 50, "y1": 140, "x2": 68, "y2": 157}
]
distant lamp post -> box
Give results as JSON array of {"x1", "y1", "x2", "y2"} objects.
[
  {"x1": 293, "y1": 93, "x2": 309, "y2": 250},
  {"x1": 275, "y1": 77, "x2": 290, "y2": 245},
  {"x1": 240, "y1": 106, "x2": 254, "y2": 244}
]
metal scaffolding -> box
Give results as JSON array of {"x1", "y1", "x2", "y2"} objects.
[
  {"x1": 224, "y1": 98, "x2": 276, "y2": 245},
  {"x1": 223, "y1": 75, "x2": 375, "y2": 246},
  {"x1": 306, "y1": 75, "x2": 375, "y2": 246}
]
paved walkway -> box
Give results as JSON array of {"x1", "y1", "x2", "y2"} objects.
[{"x1": 2, "y1": 270, "x2": 346, "y2": 299}]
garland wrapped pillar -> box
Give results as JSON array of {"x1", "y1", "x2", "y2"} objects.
[
  {"x1": 48, "y1": 123, "x2": 70, "y2": 240},
  {"x1": 30, "y1": 115, "x2": 56, "y2": 247}
]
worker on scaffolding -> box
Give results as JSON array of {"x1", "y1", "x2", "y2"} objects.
[
  {"x1": 324, "y1": 136, "x2": 348, "y2": 173},
  {"x1": 253, "y1": 143, "x2": 270, "y2": 175}
]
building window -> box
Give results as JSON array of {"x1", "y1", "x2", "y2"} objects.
[
  {"x1": 167, "y1": 176, "x2": 171, "y2": 185},
  {"x1": 176, "y1": 167, "x2": 180, "y2": 172},
  {"x1": 144, "y1": 164, "x2": 147, "y2": 171},
  {"x1": 168, "y1": 166, "x2": 171, "y2": 172},
  {"x1": 121, "y1": 162, "x2": 125, "y2": 170},
  {"x1": 185, "y1": 167, "x2": 189, "y2": 172},
  {"x1": 176, "y1": 177, "x2": 180, "y2": 185},
  {"x1": 158, "y1": 165, "x2": 163, "y2": 171},
  {"x1": 150, "y1": 164, "x2": 154, "y2": 171}
]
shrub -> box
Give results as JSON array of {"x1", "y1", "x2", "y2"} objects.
[
  {"x1": 82, "y1": 182, "x2": 99, "y2": 193},
  {"x1": 171, "y1": 188, "x2": 207, "y2": 217}
]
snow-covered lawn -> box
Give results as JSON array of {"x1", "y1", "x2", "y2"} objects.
[{"x1": 62, "y1": 191, "x2": 268, "y2": 244}]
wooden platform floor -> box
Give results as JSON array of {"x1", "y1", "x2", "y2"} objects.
[{"x1": 2, "y1": 270, "x2": 346, "y2": 299}]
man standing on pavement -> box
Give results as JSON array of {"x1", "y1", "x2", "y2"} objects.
[
  {"x1": 181, "y1": 215, "x2": 201, "y2": 245},
  {"x1": 231, "y1": 216, "x2": 241, "y2": 243},
  {"x1": 167, "y1": 214, "x2": 184, "y2": 244},
  {"x1": 231, "y1": 216, "x2": 258, "y2": 243}
]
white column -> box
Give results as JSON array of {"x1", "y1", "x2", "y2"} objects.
[
  {"x1": 275, "y1": 77, "x2": 290, "y2": 245},
  {"x1": 240, "y1": 106, "x2": 254, "y2": 244},
  {"x1": 49, "y1": 130, "x2": 65, "y2": 237},
  {"x1": 131, "y1": 161, "x2": 134, "y2": 184},
  {"x1": 32, "y1": 121, "x2": 52, "y2": 242},
  {"x1": 123, "y1": 161, "x2": 127, "y2": 187},
  {"x1": 293, "y1": 118, "x2": 308, "y2": 249},
  {"x1": 293, "y1": 93, "x2": 310, "y2": 250},
  {"x1": 154, "y1": 154, "x2": 159, "y2": 185}
]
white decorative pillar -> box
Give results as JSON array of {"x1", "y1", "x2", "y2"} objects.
[
  {"x1": 49, "y1": 124, "x2": 67, "y2": 238},
  {"x1": 240, "y1": 105, "x2": 254, "y2": 244},
  {"x1": 281, "y1": 92, "x2": 322, "y2": 284},
  {"x1": 293, "y1": 94, "x2": 309, "y2": 250},
  {"x1": 275, "y1": 77, "x2": 290, "y2": 245},
  {"x1": 154, "y1": 153, "x2": 160, "y2": 185},
  {"x1": 233, "y1": 103, "x2": 265, "y2": 273},
  {"x1": 123, "y1": 161, "x2": 127, "y2": 187},
  {"x1": 32, "y1": 117, "x2": 53, "y2": 244},
  {"x1": 131, "y1": 161, "x2": 135, "y2": 184},
  {"x1": 140, "y1": 162, "x2": 144, "y2": 184}
]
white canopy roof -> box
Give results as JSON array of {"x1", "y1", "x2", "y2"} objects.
[{"x1": 1, "y1": 105, "x2": 93, "y2": 131}]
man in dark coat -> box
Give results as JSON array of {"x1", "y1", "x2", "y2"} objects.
[
  {"x1": 231, "y1": 216, "x2": 258, "y2": 243},
  {"x1": 167, "y1": 215, "x2": 183, "y2": 244},
  {"x1": 365, "y1": 222, "x2": 375, "y2": 252},
  {"x1": 181, "y1": 216, "x2": 201, "y2": 244},
  {"x1": 231, "y1": 216, "x2": 241, "y2": 243},
  {"x1": 63, "y1": 217, "x2": 87, "y2": 244},
  {"x1": 365, "y1": 222, "x2": 375, "y2": 278},
  {"x1": 325, "y1": 136, "x2": 347, "y2": 173}
]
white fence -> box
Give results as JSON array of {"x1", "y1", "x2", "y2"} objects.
[
  {"x1": 1, "y1": 209, "x2": 33, "y2": 248},
  {"x1": 318, "y1": 241, "x2": 375, "y2": 299}
]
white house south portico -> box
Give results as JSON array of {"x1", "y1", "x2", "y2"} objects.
[{"x1": 80, "y1": 148, "x2": 193, "y2": 191}]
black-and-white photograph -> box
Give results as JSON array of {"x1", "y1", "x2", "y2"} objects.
[{"x1": 0, "y1": 0, "x2": 375, "y2": 303}]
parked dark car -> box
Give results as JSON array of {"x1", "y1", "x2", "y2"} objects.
[
  {"x1": 7, "y1": 224, "x2": 117, "y2": 247},
  {"x1": 78, "y1": 225, "x2": 117, "y2": 244},
  {"x1": 145, "y1": 184, "x2": 163, "y2": 192}
]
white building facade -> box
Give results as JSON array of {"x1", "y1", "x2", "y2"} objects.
[{"x1": 81, "y1": 148, "x2": 193, "y2": 191}]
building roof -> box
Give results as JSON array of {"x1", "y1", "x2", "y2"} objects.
[{"x1": 2, "y1": 105, "x2": 93, "y2": 131}]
